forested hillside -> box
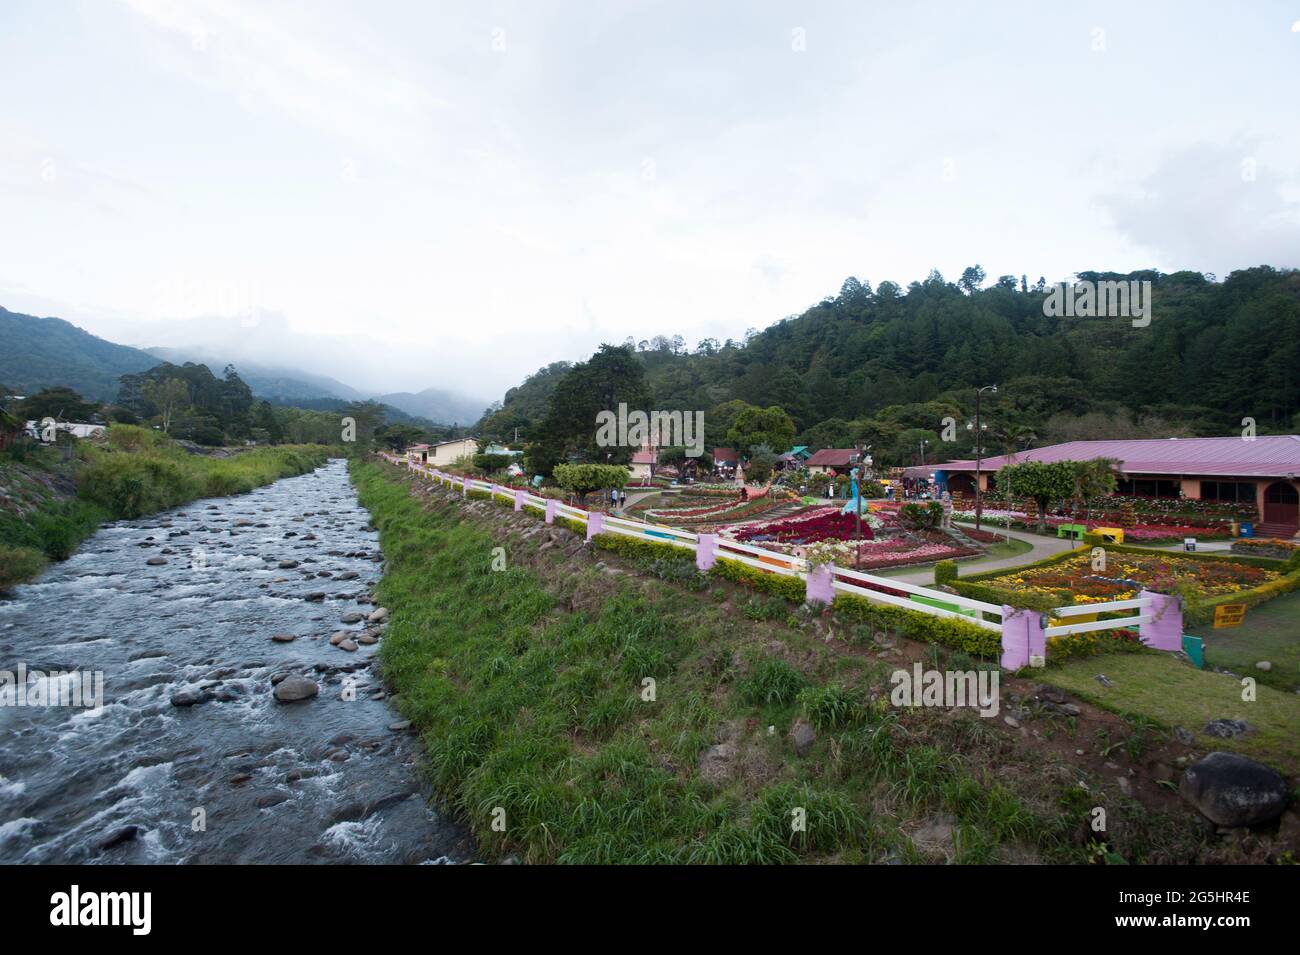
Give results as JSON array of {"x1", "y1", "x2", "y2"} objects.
[
  {"x1": 0, "y1": 308, "x2": 159, "y2": 401},
  {"x1": 480, "y1": 267, "x2": 1300, "y2": 468}
]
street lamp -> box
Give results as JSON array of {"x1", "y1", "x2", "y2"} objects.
[{"x1": 971, "y1": 384, "x2": 998, "y2": 532}]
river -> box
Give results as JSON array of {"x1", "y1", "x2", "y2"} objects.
[{"x1": 0, "y1": 458, "x2": 474, "y2": 864}]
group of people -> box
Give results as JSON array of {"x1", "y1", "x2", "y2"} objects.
[{"x1": 608, "y1": 487, "x2": 629, "y2": 511}]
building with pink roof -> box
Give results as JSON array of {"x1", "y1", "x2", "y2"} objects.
[{"x1": 905, "y1": 435, "x2": 1300, "y2": 537}]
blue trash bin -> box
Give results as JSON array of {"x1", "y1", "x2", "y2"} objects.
[{"x1": 1240, "y1": 522, "x2": 1254, "y2": 538}]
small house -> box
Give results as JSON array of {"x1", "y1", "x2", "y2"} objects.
[{"x1": 805, "y1": 448, "x2": 862, "y2": 476}]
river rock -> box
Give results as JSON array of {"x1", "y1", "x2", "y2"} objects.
[
  {"x1": 1180, "y1": 751, "x2": 1289, "y2": 827},
  {"x1": 338, "y1": 639, "x2": 358, "y2": 652},
  {"x1": 340, "y1": 612, "x2": 364, "y2": 624},
  {"x1": 170, "y1": 687, "x2": 211, "y2": 707},
  {"x1": 357, "y1": 631, "x2": 378, "y2": 645},
  {"x1": 304, "y1": 592, "x2": 326, "y2": 602},
  {"x1": 278, "y1": 559, "x2": 299, "y2": 569},
  {"x1": 368, "y1": 607, "x2": 389, "y2": 623},
  {"x1": 270, "y1": 633, "x2": 297, "y2": 643},
  {"x1": 274, "y1": 676, "x2": 319, "y2": 703},
  {"x1": 329, "y1": 631, "x2": 349, "y2": 646},
  {"x1": 146, "y1": 557, "x2": 168, "y2": 566},
  {"x1": 389, "y1": 720, "x2": 411, "y2": 731},
  {"x1": 97, "y1": 825, "x2": 142, "y2": 851},
  {"x1": 337, "y1": 571, "x2": 359, "y2": 580}
]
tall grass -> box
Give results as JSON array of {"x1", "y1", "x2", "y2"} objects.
[
  {"x1": 0, "y1": 425, "x2": 332, "y2": 587},
  {"x1": 76, "y1": 425, "x2": 330, "y2": 518}
]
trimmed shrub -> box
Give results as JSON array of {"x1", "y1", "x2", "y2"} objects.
[
  {"x1": 934, "y1": 560, "x2": 958, "y2": 587},
  {"x1": 709, "y1": 556, "x2": 806, "y2": 602},
  {"x1": 832, "y1": 593, "x2": 1002, "y2": 658}
]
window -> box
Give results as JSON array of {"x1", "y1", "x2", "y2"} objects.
[
  {"x1": 1201, "y1": 481, "x2": 1255, "y2": 503},
  {"x1": 1116, "y1": 478, "x2": 1181, "y2": 498}
]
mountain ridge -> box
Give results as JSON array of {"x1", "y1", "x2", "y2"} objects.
[{"x1": 0, "y1": 306, "x2": 484, "y2": 426}]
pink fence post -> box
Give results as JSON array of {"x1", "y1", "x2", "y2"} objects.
[
  {"x1": 805, "y1": 563, "x2": 835, "y2": 606},
  {"x1": 1139, "y1": 590, "x2": 1182, "y2": 651},
  {"x1": 545, "y1": 500, "x2": 558, "y2": 524},
  {"x1": 514, "y1": 489, "x2": 524, "y2": 511},
  {"x1": 462, "y1": 477, "x2": 469, "y2": 498},
  {"x1": 1000, "y1": 605, "x2": 1045, "y2": 670},
  {"x1": 696, "y1": 533, "x2": 718, "y2": 571},
  {"x1": 586, "y1": 512, "x2": 605, "y2": 541}
]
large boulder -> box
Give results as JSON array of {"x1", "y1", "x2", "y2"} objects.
[
  {"x1": 1180, "y1": 752, "x2": 1289, "y2": 827},
  {"x1": 273, "y1": 676, "x2": 319, "y2": 703}
]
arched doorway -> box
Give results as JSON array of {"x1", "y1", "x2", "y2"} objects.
[{"x1": 1262, "y1": 481, "x2": 1298, "y2": 527}]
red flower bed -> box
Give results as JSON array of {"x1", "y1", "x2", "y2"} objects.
[{"x1": 737, "y1": 509, "x2": 874, "y2": 544}]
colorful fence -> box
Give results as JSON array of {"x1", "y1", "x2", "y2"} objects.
[{"x1": 380, "y1": 453, "x2": 1183, "y2": 669}]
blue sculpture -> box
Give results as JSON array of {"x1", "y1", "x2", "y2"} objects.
[{"x1": 840, "y1": 466, "x2": 863, "y2": 515}]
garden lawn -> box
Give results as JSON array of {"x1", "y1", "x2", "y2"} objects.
[
  {"x1": 1039, "y1": 653, "x2": 1300, "y2": 773},
  {"x1": 1188, "y1": 589, "x2": 1300, "y2": 694}
]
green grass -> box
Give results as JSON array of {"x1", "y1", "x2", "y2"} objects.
[
  {"x1": 1040, "y1": 652, "x2": 1300, "y2": 773},
  {"x1": 1187, "y1": 588, "x2": 1300, "y2": 694},
  {"x1": 354, "y1": 459, "x2": 1222, "y2": 865},
  {"x1": 984, "y1": 537, "x2": 1034, "y2": 561}
]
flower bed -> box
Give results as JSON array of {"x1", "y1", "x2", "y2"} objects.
[
  {"x1": 1231, "y1": 538, "x2": 1300, "y2": 560},
  {"x1": 733, "y1": 507, "x2": 877, "y2": 544},
  {"x1": 849, "y1": 536, "x2": 978, "y2": 570},
  {"x1": 642, "y1": 496, "x2": 786, "y2": 526},
  {"x1": 953, "y1": 509, "x2": 1230, "y2": 540},
  {"x1": 972, "y1": 552, "x2": 1281, "y2": 604}
]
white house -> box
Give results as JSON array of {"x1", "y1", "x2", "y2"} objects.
[
  {"x1": 407, "y1": 437, "x2": 480, "y2": 467},
  {"x1": 25, "y1": 420, "x2": 107, "y2": 442}
]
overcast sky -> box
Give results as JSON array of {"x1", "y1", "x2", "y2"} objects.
[{"x1": 2, "y1": 0, "x2": 1298, "y2": 402}]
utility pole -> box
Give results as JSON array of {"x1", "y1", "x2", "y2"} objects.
[{"x1": 973, "y1": 384, "x2": 998, "y2": 532}]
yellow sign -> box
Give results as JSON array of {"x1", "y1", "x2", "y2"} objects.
[{"x1": 1214, "y1": 604, "x2": 1247, "y2": 629}]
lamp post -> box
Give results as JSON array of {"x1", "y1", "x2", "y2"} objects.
[{"x1": 972, "y1": 384, "x2": 998, "y2": 532}]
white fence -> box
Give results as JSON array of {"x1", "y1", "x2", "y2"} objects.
[{"x1": 377, "y1": 453, "x2": 1183, "y2": 668}]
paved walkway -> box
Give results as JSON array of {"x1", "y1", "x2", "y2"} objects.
[{"x1": 884, "y1": 522, "x2": 1077, "y2": 585}]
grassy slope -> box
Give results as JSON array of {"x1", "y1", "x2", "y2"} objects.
[
  {"x1": 1039, "y1": 655, "x2": 1300, "y2": 773},
  {"x1": 355, "y1": 460, "x2": 1224, "y2": 865},
  {"x1": 0, "y1": 426, "x2": 333, "y2": 588}
]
